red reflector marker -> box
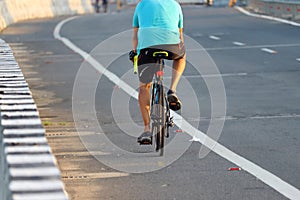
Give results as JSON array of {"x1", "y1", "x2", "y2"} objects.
[
  {"x1": 228, "y1": 167, "x2": 241, "y2": 171},
  {"x1": 156, "y1": 71, "x2": 164, "y2": 76}
]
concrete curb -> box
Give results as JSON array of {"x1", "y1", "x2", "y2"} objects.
[
  {"x1": 0, "y1": 0, "x2": 93, "y2": 32},
  {"x1": 0, "y1": 38, "x2": 69, "y2": 200},
  {"x1": 246, "y1": 0, "x2": 300, "y2": 21},
  {"x1": 236, "y1": 6, "x2": 300, "y2": 26}
]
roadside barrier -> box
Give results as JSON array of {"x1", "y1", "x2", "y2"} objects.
[
  {"x1": 0, "y1": 0, "x2": 93, "y2": 31},
  {"x1": 0, "y1": 39, "x2": 68, "y2": 200},
  {"x1": 246, "y1": 0, "x2": 300, "y2": 20}
]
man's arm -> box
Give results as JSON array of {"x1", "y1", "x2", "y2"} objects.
[
  {"x1": 132, "y1": 27, "x2": 139, "y2": 52},
  {"x1": 179, "y1": 28, "x2": 184, "y2": 43}
]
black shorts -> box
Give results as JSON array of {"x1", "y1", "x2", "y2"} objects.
[{"x1": 138, "y1": 43, "x2": 186, "y2": 84}]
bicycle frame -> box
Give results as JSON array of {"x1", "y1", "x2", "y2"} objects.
[
  {"x1": 150, "y1": 58, "x2": 165, "y2": 155},
  {"x1": 134, "y1": 51, "x2": 173, "y2": 156},
  {"x1": 150, "y1": 51, "x2": 173, "y2": 156}
]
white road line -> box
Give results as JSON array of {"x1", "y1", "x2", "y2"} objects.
[
  {"x1": 54, "y1": 17, "x2": 300, "y2": 200},
  {"x1": 235, "y1": 6, "x2": 300, "y2": 27},
  {"x1": 11, "y1": 46, "x2": 28, "y2": 50},
  {"x1": 187, "y1": 114, "x2": 300, "y2": 122},
  {"x1": 233, "y1": 41, "x2": 245, "y2": 46},
  {"x1": 209, "y1": 35, "x2": 220, "y2": 40},
  {"x1": 165, "y1": 73, "x2": 248, "y2": 79},
  {"x1": 9, "y1": 43, "x2": 24, "y2": 46},
  {"x1": 13, "y1": 50, "x2": 35, "y2": 54},
  {"x1": 248, "y1": 114, "x2": 300, "y2": 120},
  {"x1": 261, "y1": 48, "x2": 277, "y2": 54},
  {"x1": 187, "y1": 43, "x2": 300, "y2": 52},
  {"x1": 296, "y1": 58, "x2": 300, "y2": 62}
]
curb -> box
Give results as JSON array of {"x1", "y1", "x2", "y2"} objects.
[
  {"x1": 246, "y1": 0, "x2": 300, "y2": 21},
  {"x1": 0, "y1": 38, "x2": 69, "y2": 200},
  {"x1": 235, "y1": 6, "x2": 300, "y2": 26}
]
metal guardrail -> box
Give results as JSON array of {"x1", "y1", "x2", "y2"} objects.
[{"x1": 0, "y1": 39, "x2": 68, "y2": 200}]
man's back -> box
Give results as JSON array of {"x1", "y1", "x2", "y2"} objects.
[{"x1": 133, "y1": 0, "x2": 183, "y2": 50}]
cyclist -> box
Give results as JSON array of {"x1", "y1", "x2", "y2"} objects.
[{"x1": 129, "y1": 0, "x2": 186, "y2": 144}]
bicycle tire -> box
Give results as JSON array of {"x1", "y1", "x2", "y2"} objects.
[
  {"x1": 150, "y1": 82, "x2": 164, "y2": 155},
  {"x1": 156, "y1": 83, "x2": 165, "y2": 156}
]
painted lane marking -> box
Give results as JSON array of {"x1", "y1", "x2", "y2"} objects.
[
  {"x1": 233, "y1": 41, "x2": 245, "y2": 46},
  {"x1": 165, "y1": 73, "x2": 248, "y2": 79},
  {"x1": 8, "y1": 43, "x2": 24, "y2": 46},
  {"x1": 296, "y1": 58, "x2": 300, "y2": 62},
  {"x1": 261, "y1": 48, "x2": 277, "y2": 54},
  {"x1": 58, "y1": 43, "x2": 300, "y2": 55},
  {"x1": 13, "y1": 50, "x2": 35, "y2": 54},
  {"x1": 185, "y1": 113, "x2": 300, "y2": 123},
  {"x1": 10, "y1": 46, "x2": 28, "y2": 50},
  {"x1": 54, "y1": 17, "x2": 300, "y2": 200},
  {"x1": 188, "y1": 43, "x2": 300, "y2": 52},
  {"x1": 93, "y1": 113, "x2": 300, "y2": 128},
  {"x1": 209, "y1": 35, "x2": 220, "y2": 40}
]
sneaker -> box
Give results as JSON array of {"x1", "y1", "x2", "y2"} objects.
[
  {"x1": 137, "y1": 131, "x2": 152, "y2": 145},
  {"x1": 167, "y1": 90, "x2": 182, "y2": 111}
]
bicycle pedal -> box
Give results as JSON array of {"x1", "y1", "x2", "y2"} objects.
[
  {"x1": 168, "y1": 117, "x2": 175, "y2": 127},
  {"x1": 138, "y1": 138, "x2": 152, "y2": 145},
  {"x1": 168, "y1": 121, "x2": 175, "y2": 127},
  {"x1": 138, "y1": 141, "x2": 152, "y2": 145},
  {"x1": 169, "y1": 102, "x2": 181, "y2": 111}
]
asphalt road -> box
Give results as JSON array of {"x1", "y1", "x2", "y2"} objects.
[{"x1": 1, "y1": 5, "x2": 300, "y2": 200}]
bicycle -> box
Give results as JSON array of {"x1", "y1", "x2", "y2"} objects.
[{"x1": 134, "y1": 51, "x2": 174, "y2": 156}]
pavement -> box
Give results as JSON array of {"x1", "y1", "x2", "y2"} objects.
[{"x1": 1, "y1": 5, "x2": 300, "y2": 200}]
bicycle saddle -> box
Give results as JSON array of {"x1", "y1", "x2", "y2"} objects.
[{"x1": 153, "y1": 51, "x2": 169, "y2": 59}]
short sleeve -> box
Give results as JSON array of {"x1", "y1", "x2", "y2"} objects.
[
  {"x1": 132, "y1": 5, "x2": 139, "y2": 27},
  {"x1": 178, "y1": 4, "x2": 183, "y2": 28}
]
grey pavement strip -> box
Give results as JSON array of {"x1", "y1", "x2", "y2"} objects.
[
  {"x1": 9, "y1": 180, "x2": 65, "y2": 192},
  {"x1": 0, "y1": 94, "x2": 32, "y2": 99},
  {"x1": 12, "y1": 192, "x2": 68, "y2": 200},
  {"x1": 6, "y1": 154, "x2": 56, "y2": 166},
  {"x1": 1, "y1": 111, "x2": 40, "y2": 118},
  {"x1": 0, "y1": 99, "x2": 35, "y2": 104},
  {"x1": 9, "y1": 167, "x2": 61, "y2": 178},
  {"x1": 5, "y1": 145, "x2": 51, "y2": 154},
  {"x1": 1, "y1": 119, "x2": 42, "y2": 127},
  {"x1": 3, "y1": 137, "x2": 47, "y2": 146},
  {"x1": 3, "y1": 128, "x2": 45, "y2": 137},
  {"x1": 0, "y1": 104, "x2": 37, "y2": 111}
]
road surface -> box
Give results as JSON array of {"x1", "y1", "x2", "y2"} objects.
[{"x1": 1, "y1": 5, "x2": 300, "y2": 200}]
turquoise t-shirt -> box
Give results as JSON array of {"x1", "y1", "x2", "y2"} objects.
[{"x1": 132, "y1": 0, "x2": 183, "y2": 51}]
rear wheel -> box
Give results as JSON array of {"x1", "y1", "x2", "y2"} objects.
[
  {"x1": 151, "y1": 82, "x2": 166, "y2": 156},
  {"x1": 155, "y1": 83, "x2": 165, "y2": 156}
]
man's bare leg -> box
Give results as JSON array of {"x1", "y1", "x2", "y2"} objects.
[
  {"x1": 169, "y1": 55, "x2": 186, "y2": 92},
  {"x1": 138, "y1": 82, "x2": 151, "y2": 132}
]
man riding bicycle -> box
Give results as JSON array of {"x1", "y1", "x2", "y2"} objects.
[{"x1": 129, "y1": 0, "x2": 186, "y2": 144}]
